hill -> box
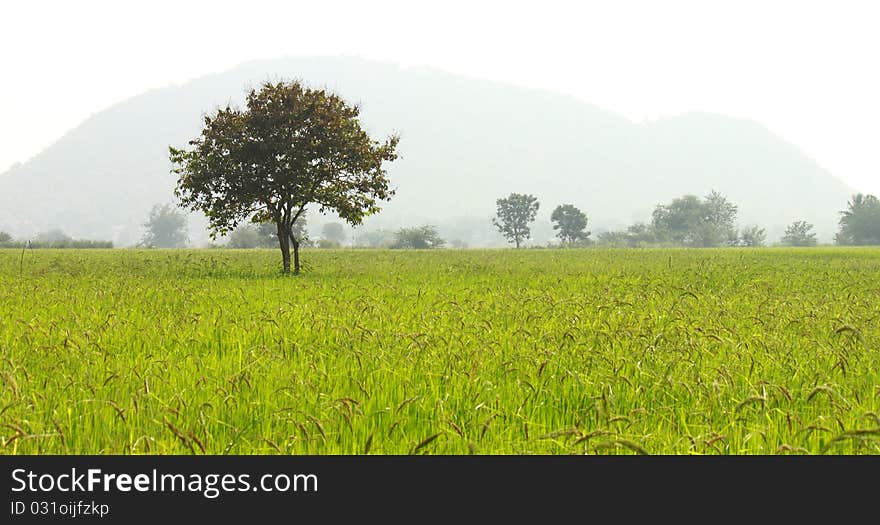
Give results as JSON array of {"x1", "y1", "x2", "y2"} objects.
[{"x1": 0, "y1": 56, "x2": 855, "y2": 245}]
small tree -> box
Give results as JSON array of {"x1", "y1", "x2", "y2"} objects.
[
  {"x1": 739, "y1": 225, "x2": 766, "y2": 247},
  {"x1": 550, "y1": 204, "x2": 590, "y2": 245},
  {"x1": 781, "y1": 220, "x2": 817, "y2": 246},
  {"x1": 321, "y1": 222, "x2": 347, "y2": 245},
  {"x1": 391, "y1": 226, "x2": 445, "y2": 249},
  {"x1": 171, "y1": 80, "x2": 398, "y2": 274},
  {"x1": 141, "y1": 204, "x2": 189, "y2": 248},
  {"x1": 0, "y1": 231, "x2": 12, "y2": 247},
  {"x1": 493, "y1": 193, "x2": 539, "y2": 248}
]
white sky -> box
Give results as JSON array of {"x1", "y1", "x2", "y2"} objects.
[{"x1": 1, "y1": 0, "x2": 878, "y2": 195}]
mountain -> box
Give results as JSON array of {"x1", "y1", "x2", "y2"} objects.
[{"x1": 0, "y1": 56, "x2": 856, "y2": 245}]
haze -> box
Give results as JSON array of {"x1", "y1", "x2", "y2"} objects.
[{"x1": 2, "y1": 0, "x2": 877, "y2": 196}]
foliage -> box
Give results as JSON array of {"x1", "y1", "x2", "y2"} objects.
[
  {"x1": 321, "y1": 222, "x2": 347, "y2": 245},
  {"x1": 595, "y1": 223, "x2": 658, "y2": 248},
  {"x1": 353, "y1": 229, "x2": 396, "y2": 248},
  {"x1": 836, "y1": 193, "x2": 880, "y2": 245},
  {"x1": 391, "y1": 226, "x2": 446, "y2": 249},
  {"x1": 595, "y1": 230, "x2": 628, "y2": 247},
  {"x1": 170, "y1": 80, "x2": 398, "y2": 274},
  {"x1": 140, "y1": 204, "x2": 189, "y2": 248},
  {"x1": 781, "y1": 220, "x2": 817, "y2": 246},
  {"x1": 652, "y1": 191, "x2": 738, "y2": 247},
  {"x1": 35, "y1": 229, "x2": 73, "y2": 245},
  {"x1": 492, "y1": 193, "x2": 539, "y2": 248},
  {"x1": 624, "y1": 222, "x2": 658, "y2": 247},
  {"x1": 226, "y1": 224, "x2": 259, "y2": 249},
  {"x1": 0, "y1": 237, "x2": 113, "y2": 249},
  {"x1": 289, "y1": 219, "x2": 312, "y2": 248},
  {"x1": 738, "y1": 225, "x2": 767, "y2": 247},
  {"x1": 550, "y1": 204, "x2": 590, "y2": 244},
  {"x1": 33, "y1": 239, "x2": 113, "y2": 249},
  {"x1": 2, "y1": 248, "x2": 880, "y2": 454},
  {"x1": 0, "y1": 229, "x2": 112, "y2": 249}
]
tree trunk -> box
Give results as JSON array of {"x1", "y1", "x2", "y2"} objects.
[
  {"x1": 291, "y1": 235, "x2": 301, "y2": 275},
  {"x1": 278, "y1": 224, "x2": 291, "y2": 274}
]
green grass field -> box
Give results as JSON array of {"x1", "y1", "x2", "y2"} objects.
[{"x1": 1, "y1": 248, "x2": 878, "y2": 454}]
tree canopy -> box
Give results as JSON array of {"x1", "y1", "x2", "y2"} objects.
[
  {"x1": 738, "y1": 225, "x2": 766, "y2": 247},
  {"x1": 140, "y1": 204, "x2": 189, "y2": 248},
  {"x1": 781, "y1": 220, "x2": 817, "y2": 246},
  {"x1": 836, "y1": 193, "x2": 880, "y2": 245},
  {"x1": 391, "y1": 225, "x2": 446, "y2": 249},
  {"x1": 651, "y1": 191, "x2": 738, "y2": 247},
  {"x1": 353, "y1": 229, "x2": 396, "y2": 248},
  {"x1": 550, "y1": 204, "x2": 590, "y2": 245},
  {"x1": 493, "y1": 193, "x2": 539, "y2": 248},
  {"x1": 321, "y1": 222, "x2": 347, "y2": 245},
  {"x1": 170, "y1": 80, "x2": 398, "y2": 273}
]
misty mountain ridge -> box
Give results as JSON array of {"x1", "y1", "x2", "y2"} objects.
[{"x1": 0, "y1": 56, "x2": 855, "y2": 245}]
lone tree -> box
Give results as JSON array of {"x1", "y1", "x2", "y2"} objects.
[
  {"x1": 493, "y1": 193, "x2": 539, "y2": 248},
  {"x1": 141, "y1": 204, "x2": 189, "y2": 248},
  {"x1": 170, "y1": 81, "x2": 399, "y2": 274},
  {"x1": 781, "y1": 220, "x2": 817, "y2": 246},
  {"x1": 550, "y1": 204, "x2": 590, "y2": 245}
]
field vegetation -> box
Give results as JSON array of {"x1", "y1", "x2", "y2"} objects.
[{"x1": 1, "y1": 248, "x2": 878, "y2": 454}]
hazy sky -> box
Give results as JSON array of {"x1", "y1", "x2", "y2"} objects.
[{"x1": 1, "y1": 0, "x2": 877, "y2": 195}]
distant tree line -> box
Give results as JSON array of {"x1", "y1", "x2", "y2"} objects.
[
  {"x1": 633, "y1": 191, "x2": 878, "y2": 247},
  {"x1": 3, "y1": 191, "x2": 878, "y2": 252},
  {"x1": 133, "y1": 189, "x2": 880, "y2": 251},
  {"x1": 487, "y1": 190, "x2": 880, "y2": 248},
  {"x1": 595, "y1": 191, "x2": 750, "y2": 248},
  {"x1": 7, "y1": 77, "x2": 877, "y2": 270},
  {"x1": 224, "y1": 219, "x2": 448, "y2": 250},
  {"x1": 0, "y1": 229, "x2": 112, "y2": 249}
]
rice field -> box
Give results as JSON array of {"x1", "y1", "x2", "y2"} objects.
[{"x1": 1, "y1": 248, "x2": 878, "y2": 454}]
